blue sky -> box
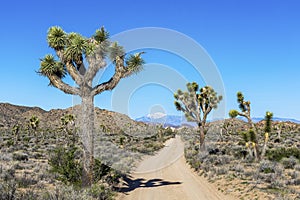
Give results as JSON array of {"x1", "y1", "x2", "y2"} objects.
[{"x1": 0, "y1": 0, "x2": 299, "y2": 120}]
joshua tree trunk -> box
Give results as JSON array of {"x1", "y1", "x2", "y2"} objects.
[
  {"x1": 199, "y1": 123, "x2": 206, "y2": 151},
  {"x1": 248, "y1": 117, "x2": 260, "y2": 161},
  {"x1": 81, "y1": 93, "x2": 95, "y2": 186},
  {"x1": 261, "y1": 140, "x2": 267, "y2": 158}
]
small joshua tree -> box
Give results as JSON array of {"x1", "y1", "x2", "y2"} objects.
[
  {"x1": 229, "y1": 92, "x2": 273, "y2": 161},
  {"x1": 174, "y1": 82, "x2": 222, "y2": 151},
  {"x1": 61, "y1": 114, "x2": 75, "y2": 132},
  {"x1": 29, "y1": 115, "x2": 39, "y2": 133},
  {"x1": 261, "y1": 111, "x2": 273, "y2": 158},
  {"x1": 229, "y1": 92, "x2": 260, "y2": 160},
  {"x1": 38, "y1": 26, "x2": 144, "y2": 186},
  {"x1": 12, "y1": 124, "x2": 20, "y2": 144},
  {"x1": 61, "y1": 114, "x2": 76, "y2": 144}
]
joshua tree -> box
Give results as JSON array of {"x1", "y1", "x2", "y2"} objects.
[
  {"x1": 228, "y1": 92, "x2": 256, "y2": 129},
  {"x1": 174, "y1": 82, "x2": 222, "y2": 151},
  {"x1": 29, "y1": 115, "x2": 39, "y2": 132},
  {"x1": 229, "y1": 92, "x2": 260, "y2": 159},
  {"x1": 275, "y1": 122, "x2": 283, "y2": 142},
  {"x1": 229, "y1": 92, "x2": 273, "y2": 160},
  {"x1": 38, "y1": 26, "x2": 145, "y2": 186},
  {"x1": 61, "y1": 114, "x2": 76, "y2": 144},
  {"x1": 12, "y1": 124, "x2": 20, "y2": 144},
  {"x1": 261, "y1": 111, "x2": 273, "y2": 158},
  {"x1": 61, "y1": 114, "x2": 75, "y2": 133}
]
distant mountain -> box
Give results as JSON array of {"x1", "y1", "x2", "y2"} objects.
[
  {"x1": 136, "y1": 113, "x2": 300, "y2": 127},
  {"x1": 135, "y1": 113, "x2": 196, "y2": 128},
  {"x1": 238, "y1": 117, "x2": 300, "y2": 124}
]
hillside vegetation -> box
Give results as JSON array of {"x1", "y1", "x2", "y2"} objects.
[{"x1": 0, "y1": 103, "x2": 175, "y2": 199}]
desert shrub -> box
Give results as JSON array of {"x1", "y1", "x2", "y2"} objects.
[
  {"x1": 231, "y1": 146, "x2": 247, "y2": 159},
  {"x1": 205, "y1": 155, "x2": 232, "y2": 166},
  {"x1": 17, "y1": 172, "x2": 38, "y2": 188},
  {"x1": 281, "y1": 157, "x2": 298, "y2": 169},
  {"x1": 266, "y1": 147, "x2": 300, "y2": 162},
  {"x1": 295, "y1": 164, "x2": 300, "y2": 171},
  {"x1": 48, "y1": 145, "x2": 82, "y2": 186},
  {"x1": 89, "y1": 184, "x2": 115, "y2": 200},
  {"x1": 259, "y1": 160, "x2": 276, "y2": 174},
  {"x1": 6, "y1": 139, "x2": 14, "y2": 147},
  {"x1": 49, "y1": 145, "x2": 117, "y2": 187},
  {"x1": 216, "y1": 166, "x2": 229, "y2": 175},
  {"x1": 269, "y1": 177, "x2": 285, "y2": 188},
  {"x1": 44, "y1": 184, "x2": 92, "y2": 200},
  {"x1": 17, "y1": 188, "x2": 40, "y2": 200},
  {"x1": 1, "y1": 167, "x2": 15, "y2": 181},
  {"x1": 93, "y1": 159, "x2": 111, "y2": 183},
  {"x1": 289, "y1": 171, "x2": 299, "y2": 180},
  {"x1": 0, "y1": 179, "x2": 17, "y2": 200},
  {"x1": 44, "y1": 183, "x2": 115, "y2": 200},
  {"x1": 12, "y1": 152, "x2": 28, "y2": 161},
  {"x1": 232, "y1": 164, "x2": 244, "y2": 173},
  {"x1": 294, "y1": 179, "x2": 300, "y2": 185}
]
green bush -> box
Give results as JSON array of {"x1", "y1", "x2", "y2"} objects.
[
  {"x1": 89, "y1": 184, "x2": 115, "y2": 200},
  {"x1": 12, "y1": 152, "x2": 28, "y2": 161},
  {"x1": 266, "y1": 147, "x2": 300, "y2": 162},
  {"x1": 281, "y1": 157, "x2": 298, "y2": 169},
  {"x1": 258, "y1": 160, "x2": 278, "y2": 177},
  {"x1": 49, "y1": 145, "x2": 82, "y2": 186},
  {"x1": 49, "y1": 145, "x2": 116, "y2": 187},
  {"x1": 93, "y1": 159, "x2": 111, "y2": 183}
]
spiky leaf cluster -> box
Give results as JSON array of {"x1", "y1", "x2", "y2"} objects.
[
  {"x1": 125, "y1": 53, "x2": 145, "y2": 75},
  {"x1": 264, "y1": 111, "x2": 273, "y2": 133},
  {"x1": 93, "y1": 27, "x2": 109, "y2": 43},
  {"x1": 40, "y1": 26, "x2": 145, "y2": 84},
  {"x1": 198, "y1": 86, "x2": 223, "y2": 109},
  {"x1": 229, "y1": 109, "x2": 239, "y2": 118},
  {"x1": 47, "y1": 26, "x2": 67, "y2": 50},
  {"x1": 237, "y1": 91, "x2": 250, "y2": 112},
  {"x1": 64, "y1": 33, "x2": 94, "y2": 62},
  {"x1": 39, "y1": 55, "x2": 66, "y2": 78}
]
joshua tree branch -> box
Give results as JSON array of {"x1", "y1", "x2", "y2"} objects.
[
  {"x1": 48, "y1": 75, "x2": 80, "y2": 95},
  {"x1": 75, "y1": 55, "x2": 87, "y2": 75},
  {"x1": 55, "y1": 49, "x2": 83, "y2": 86},
  {"x1": 65, "y1": 61, "x2": 84, "y2": 86},
  {"x1": 237, "y1": 111, "x2": 248, "y2": 119},
  {"x1": 91, "y1": 56, "x2": 124, "y2": 96},
  {"x1": 84, "y1": 58, "x2": 106, "y2": 85},
  {"x1": 202, "y1": 106, "x2": 212, "y2": 125}
]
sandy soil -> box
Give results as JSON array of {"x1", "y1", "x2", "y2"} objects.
[{"x1": 117, "y1": 135, "x2": 235, "y2": 200}]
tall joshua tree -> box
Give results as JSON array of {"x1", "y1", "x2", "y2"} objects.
[
  {"x1": 38, "y1": 26, "x2": 145, "y2": 186},
  {"x1": 174, "y1": 82, "x2": 222, "y2": 151}
]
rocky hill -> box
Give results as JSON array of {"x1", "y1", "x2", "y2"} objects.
[{"x1": 0, "y1": 103, "x2": 147, "y2": 133}]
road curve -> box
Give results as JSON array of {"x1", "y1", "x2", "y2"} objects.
[{"x1": 117, "y1": 135, "x2": 234, "y2": 200}]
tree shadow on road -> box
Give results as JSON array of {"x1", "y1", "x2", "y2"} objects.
[{"x1": 116, "y1": 175, "x2": 182, "y2": 193}]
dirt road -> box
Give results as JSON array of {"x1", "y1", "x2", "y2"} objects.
[{"x1": 117, "y1": 135, "x2": 234, "y2": 200}]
